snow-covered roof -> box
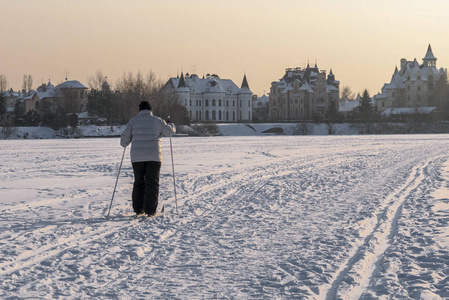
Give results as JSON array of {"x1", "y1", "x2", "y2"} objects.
[
  {"x1": 273, "y1": 66, "x2": 338, "y2": 95},
  {"x1": 381, "y1": 107, "x2": 436, "y2": 116},
  {"x1": 299, "y1": 82, "x2": 314, "y2": 92},
  {"x1": 327, "y1": 85, "x2": 338, "y2": 92},
  {"x1": 170, "y1": 74, "x2": 250, "y2": 95},
  {"x1": 339, "y1": 99, "x2": 360, "y2": 112},
  {"x1": 423, "y1": 44, "x2": 437, "y2": 60},
  {"x1": 56, "y1": 80, "x2": 87, "y2": 89}
]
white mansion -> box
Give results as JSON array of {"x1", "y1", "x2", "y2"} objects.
[
  {"x1": 160, "y1": 73, "x2": 253, "y2": 123},
  {"x1": 374, "y1": 45, "x2": 448, "y2": 112},
  {"x1": 269, "y1": 64, "x2": 340, "y2": 121}
]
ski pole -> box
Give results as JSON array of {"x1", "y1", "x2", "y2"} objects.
[
  {"x1": 169, "y1": 134, "x2": 178, "y2": 214},
  {"x1": 106, "y1": 146, "x2": 126, "y2": 220}
]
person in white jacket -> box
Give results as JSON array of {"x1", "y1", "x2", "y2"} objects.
[{"x1": 120, "y1": 101, "x2": 176, "y2": 216}]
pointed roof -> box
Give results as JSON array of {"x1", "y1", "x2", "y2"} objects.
[
  {"x1": 241, "y1": 74, "x2": 250, "y2": 89},
  {"x1": 423, "y1": 44, "x2": 437, "y2": 60},
  {"x1": 178, "y1": 72, "x2": 186, "y2": 88}
]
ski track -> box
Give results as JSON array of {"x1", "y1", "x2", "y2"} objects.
[{"x1": 1, "y1": 136, "x2": 449, "y2": 299}]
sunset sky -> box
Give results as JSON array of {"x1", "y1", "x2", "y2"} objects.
[{"x1": 2, "y1": 0, "x2": 449, "y2": 97}]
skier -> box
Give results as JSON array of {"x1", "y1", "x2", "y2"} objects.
[{"x1": 120, "y1": 101, "x2": 176, "y2": 217}]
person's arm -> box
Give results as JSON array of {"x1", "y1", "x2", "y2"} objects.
[
  {"x1": 120, "y1": 121, "x2": 133, "y2": 147},
  {"x1": 161, "y1": 118, "x2": 176, "y2": 137}
]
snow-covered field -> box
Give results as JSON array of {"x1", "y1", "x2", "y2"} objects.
[{"x1": 1, "y1": 135, "x2": 448, "y2": 299}]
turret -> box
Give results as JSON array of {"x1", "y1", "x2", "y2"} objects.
[
  {"x1": 423, "y1": 44, "x2": 437, "y2": 68},
  {"x1": 241, "y1": 74, "x2": 250, "y2": 90},
  {"x1": 178, "y1": 72, "x2": 186, "y2": 88}
]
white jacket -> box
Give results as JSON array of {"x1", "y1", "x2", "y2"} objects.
[{"x1": 120, "y1": 110, "x2": 176, "y2": 163}]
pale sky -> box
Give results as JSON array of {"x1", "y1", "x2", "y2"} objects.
[{"x1": 2, "y1": 0, "x2": 449, "y2": 97}]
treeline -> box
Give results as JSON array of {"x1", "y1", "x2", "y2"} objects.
[
  {"x1": 0, "y1": 70, "x2": 190, "y2": 132},
  {"x1": 86, "y1": 71, "x2": 189, "y2": 126}
]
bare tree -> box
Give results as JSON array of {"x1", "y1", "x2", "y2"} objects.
[
  {"x1": 87, "y1": 70, "x2": 106, "y2": 90},
  {"x1": 341, "y1": 85, "x2": 355, "y2": 100},
  {"x1": 22, "y1": 75, "x2": 33, "y2": 93},
  {"x1": 0, "y1": 74, "x2": 7, "y2": 92},
  {"x1": 27, "y1": 75, "x2": 33, "y2": 92},
  {"x1": 114, "y1": 70, "x2": 165, "y2": 120}
]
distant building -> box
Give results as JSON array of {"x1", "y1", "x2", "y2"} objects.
[
  {"x1": 160, "y1": 73, "x2": 253, "y2": 123},
  {"x1": 2, "y1": 88, "x2": 22, "y2": 113},
  {"x1": 269, "y1": 64, "x2": 340, "y2": 121},
  {"x1": 252, "y1": 94, "x2": 269, "y2": 122},
  {"x1": 374, "y1": 45, "x2": 448, "y2": 112},
  {"x1": 25, "y1": 80, "x2": 88, "y2": 114},
  {"x1": 338, "y1": 95, "x2": 360, "y2": 118}
]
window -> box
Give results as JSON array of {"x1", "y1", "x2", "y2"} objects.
[
  {"x1": 35, "y1": 101, "x2": 40, "y2": 110},
  {"x1": 80, "y1": 91, "x2": 84, "y2": 99},
  {"x1": 212, "y1": 110, "x2": 216, "y2": 120},
  {"x1": 219, "y1": 110, "x2": 222, "y2": 120},
  {"x1": 206, "y1": 110, "x2": 209, "y2": 121},
  {"x1": 219, "y1": 99, "x2": 222, "y2": 106},
  {"x1": 206, "y1": 99, "x2": 209, "y2": 106},
  {"x1": 212, "y1": 99, "x2": 216, "y2": 106}
]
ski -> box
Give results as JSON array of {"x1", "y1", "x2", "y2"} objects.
[
  {"x1": 139, "y1": 212, "x2": 163, "y2": 222},
  {"x1": 130, "y1": 213, "x2": 147, "y2": 220}
]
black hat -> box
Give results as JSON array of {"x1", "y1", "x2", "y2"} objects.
[{"x1": 139, "y1": 101, "x2": 152, "y2": 111}]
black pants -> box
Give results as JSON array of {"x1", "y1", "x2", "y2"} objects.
[{"x1": 132, "y1": 161, "x2": 161, "y2": 215}]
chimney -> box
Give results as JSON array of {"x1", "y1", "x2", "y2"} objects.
[{"x1": 400, "y1": 58, "x2": 407, "y2": 72}]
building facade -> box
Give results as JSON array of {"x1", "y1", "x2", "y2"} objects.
[
  {"x1": 269, "y1": 65, "x2": 339, "y2": 121},
  {"x1": 375, "y1": 45, "x2": 448, "y2": 112},
  {"x1": 160, "y1": 73, "x2": 253, "y2": 123},
  {"x1": 25, "y1": 80, "x2": 88, "y2": 114}
]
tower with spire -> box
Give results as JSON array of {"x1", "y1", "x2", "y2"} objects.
[
  {"x1": 423, "y1": 44, "x2": 437, "y2": 68},
  {"x1": 374, "y1": 44, "x2": 447, "y2": 113}
]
